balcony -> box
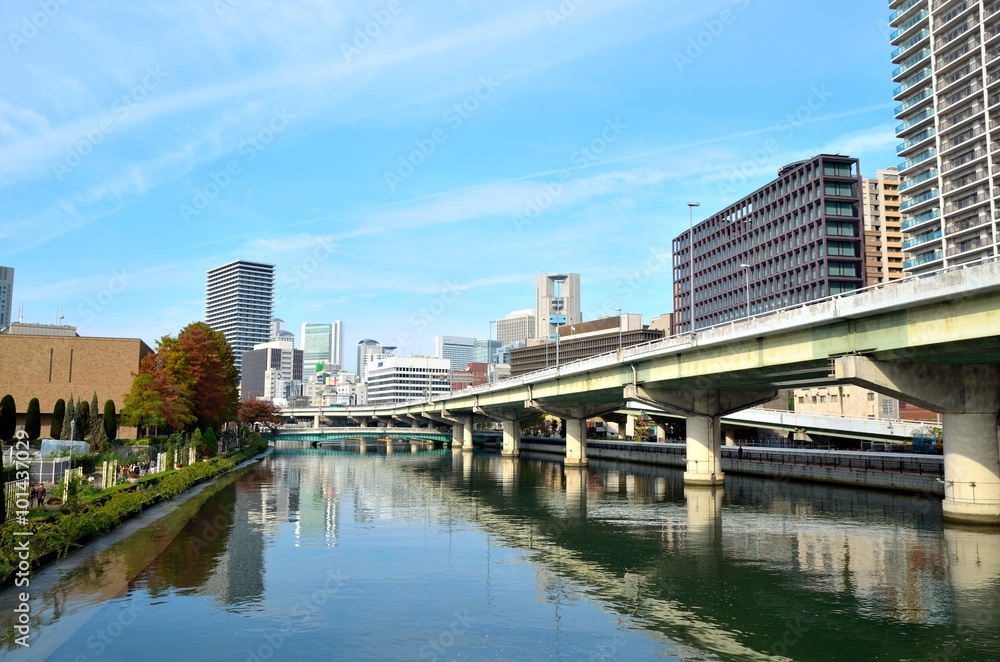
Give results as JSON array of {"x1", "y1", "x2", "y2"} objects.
[
  {"x1": 894, "y1": 67, "x2": 933, "y2": 98},
  {"x1": 893, "y1": 48, "x2": 931, "y2": 79},
  {"x1": 897, "y1": 107, "x2": 935, "y2": 134},
  {"x1": 896, "y1": 87, "x2": 934, "y2": 116},
  {"x1": 901, "y1": 208, "x2": 942, "y2": 231},
  {"x1": 899, "y1": 188, "x2": 939, "y2": 211},
  {"x1": 902, "y1": 228, "x2": 943, "y2": 249},
  {"x1": 899, "y1": 167, "x2": 938, "y2": 192},
  {"x1": 942, "y1": 147, "x2": 986, "y2": 172},
  {"x1": 897, "y1": 128, "x2": 936, "y2": 154},
  {"x1": 947, "y1": 235, "x2": 993, "y2": 256},
  {"x1": 900, "y1": 148, "x2": 936, "y2": 172},
  {"x1": 903, "y1": 249, "x2": 944, "y2": 269},
  {"x1": 890, "y1": 0, "x2": 923, "y2": 23},
  {"x1": 946, "y1": 213, "x2": 989, "y2": 235},
  {"x1": 892, "y1": 29, "x2": 931, "y2": 60},
  {"x1": 892, "y1": 10, "x2": 929, "y2": 41}
]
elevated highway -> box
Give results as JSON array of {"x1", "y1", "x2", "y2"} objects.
[{"x1": 278, "y1": 258, "x2": 1000, "y2": 524}]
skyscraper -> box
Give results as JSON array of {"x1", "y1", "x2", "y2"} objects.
[
  {"x1": 0, "y1": 266, "x2": 12, "y2": 332},
  {"x1": 862, "y1": 168, "x2": 905, "y2": 283},
  {"x1": 496, "y1": 309, "x2": 535, "y2": 347},
  {"x1": 301, "y1": 322, "x2": 344, "y2": 373},
  {"x1": 206, "y1": 260, "x2": 274, "y2": 375},
  {"x1": 356, "y1": 339, "x2": 382, "y2": 380},
  {"x1": 535, "y1": 273, "x2": 581, "y2": 340},
  {"x1": 434, "y1": 335, "x2": 475, "y2": 371},
  {"x1": 890, "y1": 1, "x2": 1000, "y2": 274}
]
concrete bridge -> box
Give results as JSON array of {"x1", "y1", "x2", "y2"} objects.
[{"x1": 278, "y1": 258, "x2": 1000, "y2": 524}]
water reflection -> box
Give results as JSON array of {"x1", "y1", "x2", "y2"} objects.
[{"x1": 1, "y1": 447, "x2": 998, "y2": 661}]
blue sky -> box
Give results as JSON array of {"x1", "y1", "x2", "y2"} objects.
[{"x1": 1, "y1": 0, "x2": 898, "y2": 371}]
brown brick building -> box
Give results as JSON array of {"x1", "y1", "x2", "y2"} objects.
[{"x1": 0, "y1": 323, "x2": 153, "y2": 438}]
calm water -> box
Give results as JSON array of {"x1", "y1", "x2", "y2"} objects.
[{"x1": 2, "y1": 443, "x2": 999, "y2": 661}]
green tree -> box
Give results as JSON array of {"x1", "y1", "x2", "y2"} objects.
[
  {"x1": 61, "y1": 396, "x2": 75, "y2": 440},
  {"x1": 51, "y1": 398, "x2": 66, "y2": 439},
  {"x1": 89, "y1": 392, "x2": 101, "y2": 440},
  {"x1": 122, "y1": 373, "x2": 167, "y2": 437},
  {"x1": 201, "y1": 427, "x2": 217, "y2": 458},
  {"x1": 0, "y1": 394, "x2": 15, "y2": 442},
  {"x1": 76, "y1": 399, "x2": 90, "y2": 442},
  {"x1": 25, "y1": 398, "x2": 41, "y2": 440},
  {"x1": 103, "y1": 399, "x2": 118, "y2": 442}
]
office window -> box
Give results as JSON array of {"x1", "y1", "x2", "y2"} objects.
[{"x1": 823, "y1": 161, "x2": 853, "y2": 177}]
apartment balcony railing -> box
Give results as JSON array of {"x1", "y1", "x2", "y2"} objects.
[
  {"x1": 900, "y1": 167, "x2": 939, "y2": 192},
  {"x1": 896, "y1": 87, "x2": 934, "y2": 115},
  {"x1": 895, "y1": 67, "x2": 933, "y2": 97},
  {"x1": 901, "y1": 208, "x2": 942, "y2": 231},
  {"x1": 900, "y1": 148, "x2": 937, "y2": 172},
  {"x1": 890, "y1": 0, "x2": 923, "y2": 23},
  {"x1": 897, "y1": 128, "x2": 936, "y2": 153},
  {"x1": 893, "y1": 48, "x2": 931, "y2": 78},
  {"x1": 903, "y1": 229, "x2": 943, "y2": 249},
  {"x1": 946, "y1": 213, "x2": 989, "y2": 235},
  {"x1": 892, "y1": 10, "x2": 929, "y2": 41},
  {"x1": 893, "y1": 29, "x2": 931, "y2": 60},
  {"x1": 899, "y1": 188, "x2": 940, "y2": 211},
  {"x1": 903, "y1": 250, "x2": 944, "y2": 269}
]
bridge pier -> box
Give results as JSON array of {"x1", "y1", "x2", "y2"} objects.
[
  {"x1": 837, "y1": 357, "x2": 1000, "y2": 525},
  {"x1": 475, "y1": 406, "x2": 524, "y2": 457},
  {"x1": 626, "y1": 385, "x2": 775, "y2": 486},
  {"x1": 529, "y1": 400, "x2": 623, "y2": 468}
]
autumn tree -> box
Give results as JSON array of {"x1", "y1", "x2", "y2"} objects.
[
  {"x1": 176, "y1": 322, "x2": 239, "y2": 430},
  {"x1": 121, "y1": 373, "x2": 167, "y2": 437},
  {"x1": 238, "y1": 399, "x2": 284, "y2": 432}
]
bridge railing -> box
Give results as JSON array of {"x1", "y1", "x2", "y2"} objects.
[{"x1": 725, "y1": 447, "x2": 943, "y2": 476}]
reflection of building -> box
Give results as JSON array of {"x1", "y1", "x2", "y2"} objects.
[
  {"x1": 199, "y1": 481, "x2": 267, "y2": 607},
  {"x1": 206, "y1": 260, "x2": 274, "y2": 375},
  {"x1": 672, "y1": 156, "x2": 864, "y2": 334},
  {"x1": 0, "y1": 322, "x2": 153, "y2": 438},
  {"x1": 536, "y1": 273, "x2": 581, "y2": 340}
]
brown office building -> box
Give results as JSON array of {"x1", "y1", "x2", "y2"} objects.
[
  {"x1": 0, "y1": 323, "x2": 153, "y2": 438},
  {"x1": 672, "y1": 155, "x2": 866, "y2": 334},
  {"x1": 510, "y1": 316, "x2": 664, "y2": 377}
]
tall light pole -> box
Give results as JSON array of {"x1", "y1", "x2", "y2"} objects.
[
  {"x1": 687, "y1": 202, "x2": 700, "y2": 333},
  {"x1": 740, "y1": 263, "x2": 751, "y2": 319},
  {"x1": 488, "y1": 320, "x2": 496, "y2": 384},
  {"x1": 614, "y1": 307, "x2": 622, "y2": 352}
]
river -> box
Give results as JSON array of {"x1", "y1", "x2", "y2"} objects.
[{"x1": 1, "y1": 443, "x2": 998, "y2": 661}]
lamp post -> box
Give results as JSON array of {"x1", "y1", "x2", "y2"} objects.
[
  {"x1": 740, "y1": 263, "x2": 751, "y2": 319},
  {"x1": 614, "y1": 307, "x2": 622, "y2": 352},
  {"x1": 687, "y1": 202, "x2": 700, "y2": 333},
  {"x1": 488, "y1": 320, "x2": 496, "y2": 385}
]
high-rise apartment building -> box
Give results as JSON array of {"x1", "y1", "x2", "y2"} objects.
[
  {"x1": 206, "y1": 260, "x2": 274, "y2": 375},
  {"x1": 890, "y1": 1, "x2": 1000, "y2": 274},
  {"x1": 862, "y1": 168, "x2": 905, "y2": 283},
  {"x1": 496, "y1": 309, "x2": 535, "y2": 347},
  {"x1": 536, "y1": 273, "x2": 581, "y2": 340},
  {"x1": 0, "y1": 266, "x2": 12, "y2": 332},
  {"x1": 434, "y1": 335, "x2": 476, "y2": 371},
  {"x1": 356, "y1": 339, "x2": 382, "y2": 380},
  {"x1": 301, "y1": 322, "x2": 344, "y2": 373},
  {"x1": 672, "y1": 155, "x2": 865, "y2": 334}
]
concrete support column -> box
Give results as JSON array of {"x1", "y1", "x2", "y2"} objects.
[
  {"x1": 684, "y1": 415, "x2": 723, "y2": 485},
  {"x1": 313, "y1": 413, "x2": 320, "y2": 428},
  {"x1": 625, "y1": 415, "x2": 636, "y2": 438},
  {"x1": 836, "y1": 357, "x2": 1000, "y2": 525},
  {"x1": 625, "y1": 385, "x2": 775, "y2": 488},
  {"x1": 656, "y1": 423, "x2": 667, "y2": 443},
  {"x1": 501, "y1": 418, "x2": 521, "y2": 457},
  {"x1": 451, "y1": 423, "x2": 464, "y2": 449},
  {"x1": 724, "y1": 428, "x2": 736, "y2": 447},
  {"x1": 565, "y1": 418, "x2": 588, "y2": 467},
  {"x1": 462, "y1": 416, "x2": 474, "y2": 452}
]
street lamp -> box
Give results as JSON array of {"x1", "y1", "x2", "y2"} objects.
[
  {"x1": 488, "y1": 320, "x2": 496, "y2": 385},
  {"x1": 614, "y1": 307, "x2": 622, "y2": 352},
  {"x1": 687, "y1": 202, "x2": 700, "y2": 333},
  {"x1": 740, "y1": 263, "x2": 751, "y2": 319}
]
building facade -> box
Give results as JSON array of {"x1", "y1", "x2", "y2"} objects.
[
  {"x1": 241, "y1": 341, "x2": 303, "y2": 403},
  {"x1": 672, "y1": 155, "x2": 865, "y2": 334},
  {"x1": 356, "y1": 339, "x2": 382, "y2": 380},
  {"x1": 206, "y1": 260, "x2": 274, "y2": 375},
  {"x1": 496, "y1": 309, "x2": 535, "y2": 347},
  {"x1": 890, "y1": 0, "x2": 1000, "y2": 274},
  {"x1": 510, "y1": 316, "x2": 664, "y2": 377},
  {"x1": 434, "y1": 335, "x2": 475, "y2": 371},
  {"x1": 364, "y1": 356, "x2": 451, "y2": 406},
  {"x1": 0, "y1": 323, "x2": 153, "y2": 438},
  {"x1": 301, "y1": 322, "x2": 344, "y2": 373},
  {"x1": 536, "y1": 273, "x2": 581, "y2": 340},
  {"x1": 862, "y1": 167, "x2": 905, "y2": 283},
  {"x1": 0, "y1": 266, "x2": 12, "y2": 332}
]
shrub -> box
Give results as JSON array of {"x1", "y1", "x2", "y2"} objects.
[
  {"x1": 103, "y1": 400, "x2": 118, "y2": 441},
  {"x1": 0, "y1": 394, "x2": 15, "y2": 441},
  {"x1": 25, "y1": 398, "x2": 41, "y2": 440},
  {"x1": 51, "y1": 399, "x2": 66, "y2": 439}
]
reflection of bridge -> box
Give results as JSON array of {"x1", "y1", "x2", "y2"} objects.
[{"x1": 276, "y1": 259, "x2": 1000, "y2": 524}]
